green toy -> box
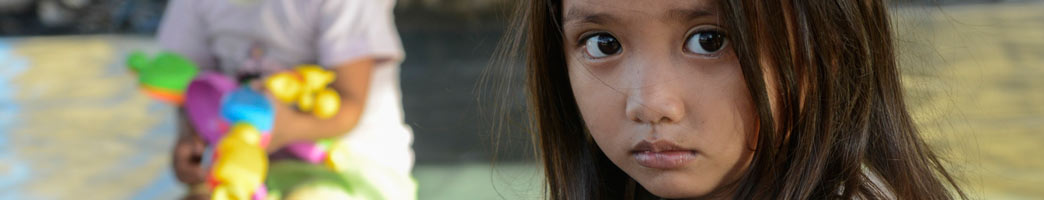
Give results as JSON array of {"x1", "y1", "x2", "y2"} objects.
[{"x1": 126, "y1": 51, "x2": 199, "y2": 104}]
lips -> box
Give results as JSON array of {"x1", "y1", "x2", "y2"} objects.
[{"x1": 631, "y1": 141, "x2": 697, "y2": 169}]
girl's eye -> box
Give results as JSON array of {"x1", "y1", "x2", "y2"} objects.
[
  {"x1": 684, "y1": 30, "x2": 727, "y2": 56},
  {"x1": 583, "y1": 33, "x2": 621, "y2": 58}
]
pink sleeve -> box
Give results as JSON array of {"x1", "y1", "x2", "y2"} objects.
[
  {"x1": 156, "y1": 0, "x2": 216, "y2": 70},
  {"x1": 315, "y1": 0, "x2": 404, "y2": 68}
]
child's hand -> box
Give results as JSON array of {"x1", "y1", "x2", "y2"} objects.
[
  {"x1": 173, "y1": 132, "x2": 206, "y2": 183},
  {"x1": 172, "y1": 110, "x2": 208, "y2": 186}
]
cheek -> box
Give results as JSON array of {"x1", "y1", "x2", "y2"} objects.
[
  {"x1": 702, "y1": 89, "x2": 756, "y2": 174},
  {"x1": 566, "y1": 61, "x2": 634, "y2": 156},
  {"x1": 567, "y1": 62, "x2": 625, "y2": 132},
  {"x1": 693, "y1": 65, "x2": 758, "y2": 188},
  {"x1": 701, "y1": 74, "x2": 756, "y2": 148},
  {"x1": 696, "y1": 64, "x2": 757, "y2": 158}
]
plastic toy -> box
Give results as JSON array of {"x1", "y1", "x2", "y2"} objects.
[
  {"x1": 180, "y1": 75, "x2": 272, "y2": 200},
  {"x1": 264, "y1": 65, "x2": 341, "y2": 119},
  {"x1": 184, "y1": 72, "x2": 237, "y2": 143},
  {"x1": 126, "y1": 51, "x2": 199, "y2": 105},
  {"x1": 207, "y1": 87, "x2": 272, "y2": 200},
  {"x1": 264, "y1": 65, "x2": 343, "y2": 166},
  {"x1": 127, "y1": 51, "x2": 346, "y2": 200}
]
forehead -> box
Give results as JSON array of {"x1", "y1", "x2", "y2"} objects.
[{"x1": 562, "y1": 0, "x2": 718, "y2": 24}]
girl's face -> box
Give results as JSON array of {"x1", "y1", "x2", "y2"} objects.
[{"x1": 562, "y1": 0, "x2": 757, "y2": 198}]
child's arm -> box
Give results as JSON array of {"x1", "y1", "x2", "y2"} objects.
[
  {"x1": 263, "y1": 0, "x2": 401, "y2": 152},
  {"x1": 266, "y1": 57, "x2": 374, "y2": 151}
]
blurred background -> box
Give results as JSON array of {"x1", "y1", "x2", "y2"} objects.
[{"x1": 0, "y1": 0, "x2": 1041, "y2": 199}]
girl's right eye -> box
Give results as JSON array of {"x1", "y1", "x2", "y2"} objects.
[
  {"x1": 583, "y1": 33, "x2": 621, "y2": 58},
  {"x1": 684, "y1": 29, "x2": 728, "y2": 56}
]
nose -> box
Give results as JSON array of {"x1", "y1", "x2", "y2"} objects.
[{"x1": 623, "y1": 58, "x2": 686, "y2": 125}]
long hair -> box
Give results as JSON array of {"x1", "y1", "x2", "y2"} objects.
[{"x1": 485, "y1": 0, "x2": 966, "y2": 199}]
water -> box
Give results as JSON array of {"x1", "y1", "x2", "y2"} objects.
[{"x1": 0, "y1": 39, "x2": 31, "y2": 200}]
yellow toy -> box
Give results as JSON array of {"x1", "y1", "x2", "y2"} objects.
[
  {"x1": 265, "y1": 65, "x2": 341, "y2": 119},
  {"x1": 210, "y1": 123, "x2": 269, "y2": 200},
  {"x1": 266, "y1": 65, "x2": 345, "y2": 168}
]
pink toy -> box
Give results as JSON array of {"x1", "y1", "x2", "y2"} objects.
[
  {"x1": 287, "y1": 142, "x2": 327, "y2": 164},
  {"x1": 184, "y1": 72, "x2": 238, "y2": 144}
]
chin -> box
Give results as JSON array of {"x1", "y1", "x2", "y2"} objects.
[{"x1": 635, "y1": 173, "x2": 716, "y2": 199}]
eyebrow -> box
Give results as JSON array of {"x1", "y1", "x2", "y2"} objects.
[
  {"x1": 666, "y1": 7, "x2": 715, "y2": 22},
  {"x1": 563, "y1": 7, "x2": 617, "y2": 25},
  {"x1": 563, "y1": 4, "x2": 716, "y2": 25}
]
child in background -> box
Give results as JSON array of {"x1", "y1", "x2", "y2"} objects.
[{"x1": 159, "y1": 0, "x2": 415, "y2": 199}]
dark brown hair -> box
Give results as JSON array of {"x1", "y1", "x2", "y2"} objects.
[{"x1": 484, "y1": 0, "x2": 966, "y2": 199}]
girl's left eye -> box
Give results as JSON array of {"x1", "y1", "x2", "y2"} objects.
[
  {"x1": 583, "y1": 33, "x2": 622, "y2": 58},
  {"x1": 684, "y1": 30, "x2": 728, "y2": 56}
]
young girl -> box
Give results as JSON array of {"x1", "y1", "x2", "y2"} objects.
[
  {"x1": 491, "y1": 0, "x2": 966, "y2": 199},
  {"x1": 158, "y1": 0, "x2": 415, "y2": 199}
]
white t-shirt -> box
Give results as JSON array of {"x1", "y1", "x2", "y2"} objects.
[{"x1": 157, "y1": 0, "x2": 414, "y2": 175}]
